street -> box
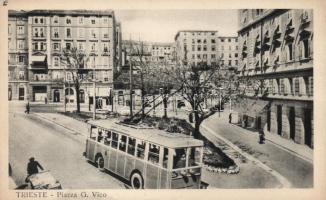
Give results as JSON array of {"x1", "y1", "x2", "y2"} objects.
[{"x1": 9, "y1": 102, "x2": 125, "y2": 189}]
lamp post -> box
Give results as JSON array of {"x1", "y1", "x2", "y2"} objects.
[
  {"x1": 218, "y1": 87, "x2": 223, "y2": 117},
  {"x1": 93, "y1": 56, "x2": 96, "y2": 120}
]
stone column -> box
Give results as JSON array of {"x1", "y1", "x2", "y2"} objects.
[
  {"x1": 281, "y1": 105, "x2": 290, "y2": 139},
  {"x1": 270, "y1": 104, "x2": 278, "y2": 134},
  {"x1": 294, "y1": 107, "x2": 305, "y2": 144}
]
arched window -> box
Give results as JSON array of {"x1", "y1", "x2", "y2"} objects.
[{"x1": 65, "y1": 88, "x2": 74, "y2": 95}]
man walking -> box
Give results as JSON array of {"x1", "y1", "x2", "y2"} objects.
[{"x1": 27, "y1": 157, "x2": 44, "y2": 176}]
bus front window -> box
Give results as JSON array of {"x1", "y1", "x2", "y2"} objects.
[
  {"x1": 188, "y1": 147, "x2": 201, "y2": 167},
  {"x1": 173, "y1": 148, "x2": 187, "y2": 169}
]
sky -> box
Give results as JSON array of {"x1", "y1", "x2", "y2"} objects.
[{"x1": 115, "y1": 10, "x2": 239, "y2": 43}]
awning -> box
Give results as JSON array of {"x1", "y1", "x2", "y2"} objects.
[
  {"x1": 31, "y1": 55, "x2": 46, "y2": 63},
  {"x1": 233, "y1": 98, "x2": 270, "y2": 118}
]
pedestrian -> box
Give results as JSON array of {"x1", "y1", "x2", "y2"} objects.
[
  {"x1": 229, "y1": 113, "x2": 232, "y2": 123},
  {"x1": 27, "y1": 157, "x2": 44, "y2": 176},
  {"x1": 25, "y1": 102, "x2": 30, "y2": 114},
  {"x1": 258, "y1": 129, "x2": 265, "y2": 144},
  {"x1": 44, "y1": 97, "x2": 48, "y2": 104}
]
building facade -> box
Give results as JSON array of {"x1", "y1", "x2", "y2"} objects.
[
  {"x1": 8, "y1": 10, "x2": 120, "y2": 108},
  {"x1": 8, "y1": 11, "x2": 29, "y2": 101},
  {"x1": 174, "y1": 30, "x2": 219, "y2": 66},
  {"x1": 237, "y1": 9, "x2": 313, "y2": 148},
  {"x1": 218, "y1": 36, "x2": 239, "y2": 69}
]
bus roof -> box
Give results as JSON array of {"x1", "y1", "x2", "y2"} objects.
[{"x1": 87, "y1": 120, "x2": 203, "y2": 148}]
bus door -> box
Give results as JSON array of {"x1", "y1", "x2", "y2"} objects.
[{"x1": 86, "y1": 125, "x2": 97, "y2": 161}]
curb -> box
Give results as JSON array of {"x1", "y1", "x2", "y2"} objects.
[
  {"x1": 33, "y1": 113, "x2": 87, "y2": 138},
  {"x1": 201, "y1": 123, "x2": 292, "y2": 188}
]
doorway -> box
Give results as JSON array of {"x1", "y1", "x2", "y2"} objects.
[
  {"x1": 304, "y1": 108, "x2": 312, "y2": 148},
  {"x1": 19, "y1": 87, "x2": 25, "y2": 100},
  {"x1": 289, "y1": 107, "x2": 295, "y2": 140},
  {"x1": 53, "y1": 90, "x2": 60, "y2": 102},
  {"x1": 267, "y1": 109, "x2": 271, "y2": 132},
  {"x1": 277, "y1": 105, "x2": 282, "y2": 136}
]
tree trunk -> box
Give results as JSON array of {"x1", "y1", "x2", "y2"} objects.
[
  {"x1": 75, "y1": 83, "x2": 80, "y2": 113},
  {"x1": 193, "y1": 111, "x2": 201, "y2": 139},
  {"x1": 163, "y1": 95, "x2": 167, "y2": 118}
]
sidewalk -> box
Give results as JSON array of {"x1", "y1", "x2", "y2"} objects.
[{"x1": 202, "y1": 110, "x2": 313, "y2": 188}]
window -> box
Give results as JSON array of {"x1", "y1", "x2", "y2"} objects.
[
  {"x1": 127, "y1": 137, "x2": 136, "y2": 155},
  {"x1": 197, "y1": 46, "x2": 201, "y2": 51},
  {"x1": 203, "y1": 39, "x2": 207, "y2": 44},
  {"x1": 40, "y1": 18, "x2": 44, "y2": 24},
  {"x1": 66, "y1": 17, "x2": 71, "y2": 24},
  {"x1": 302, "y1": 39, "x2": 310, "y2": 59},
  {"x1": 102, "y1": 43, "x2": 108, "y2": 52},
  {"x1": 192, "y1": 54, "x2": 195, "y2": 59},
  {"x1": 211, "y1": 39, "x2": 216, "y2": 43},
  {"x1": 197, "y1": 54, "x2": 201, "y2": 59},
  {"x1": 66, "y1": 72, "x2": 72, "y2": 81},
  {"x1": 91, "y1": 29, "x2": 97, "y2": 38},
  {"x1": 236, "y1": 46, "x2": 238, "y2": 50},
  {"x1": 221, "y1": 39, "x2": 225, "y2": 42},
  {"x1": 91, "y1": 43, "x2": 97, "y2": 51},
  {"x1": 78, "y1": 42, "x2": 84, "y2": 51},
  {"x1": 228, "y1": 38, "x2": 231, "y2": 42},
  {"x1": 18, "y1": 71, "x2": 24, "y2": 80},
  {"x1": 18, "y1": 55, "x2": 24, "y2": 63},
  {"x1": 102, "y1": 29, "x2": 109, "y2": 38},
  {"x1": 111, "y1": 132, "x2": 119, "y2": 149},
  {"x1": 192, "y1": 39, "x2": 195, "y2": 44},
  {"x1": 78, "y1": 17, "x2": 84, "y2": 24},
  {"x1": 136, "y1": 141, "x2": 146, "y2": 159},
  {"x1": 280, "y1": 79, "x2": 285, "y2": 95},
  {"x1": 203, "y1": 45, "x2": 207, "y2": 51},
  {"x1": 53, "y1": 16, "x2": 59, "y2": 24},
  {"x1": 66, "y1": 28, "x2": 71, "y2": 38},
  {"x1": 203, "y1": 54, "x2": 207, "y2": 59},
  {"x1": 119, "y1": 135, "x2": 127, "y2": 152},
  {"x1": 18, "y1": 40, "x2": 24, "y2": 49},
  {"x1": 229, "y1": 53, "x2": 232, "y2": 58},
  {"x1": 235, "y1": 60, "x2": 238, "y2": 65},
  {"x1": 294, "y1": 78, "x2": 300, "y2": 96},
  {"x1": 197, "y1": 39, "x2": 201, "y2": 43},
  {"x1": 34, "y1": 18, "x2": 38, "y2": 24},
  {"x1": 103, "y1": 131, "x2": 111, "y2": 146},
  {"x1": 148, "y1": 143, "x2": 160, "y2": 165},
  {"x1": 91, "y1": 18, "x2": 96, "y2": 24},
  {"x1": 78, "y1": 28, "x2": 84, "y2": 38},
  {"x1": 211, "y1": 54, "x2": 216, "y2": 59},
  {"x1": 101, "y1": 17, "x2": 108, "y2": 25},
  {"x1": 287, "y1": 43, "x2": 293, "y2": 61},
  {"x1": 33, "y1": 42, "x2": 38, "y2": 50},
  {"x1": 308, "y1": 76, "x2": 313, "y2": 96},
  {"x1": 33, "y1": 28, "x2": 39, "y2": 37},
  {"x1": 53, "y1": 43, "x2": 60, "y2": 50},
  {"x1": 53, "y1": 57, "x2": 60, "y2": 66},
  {"x1": 228, "y1": 60, "x2": 232, "y2": 66},
  {"x1": 235, "y1": 53, "x2": 238, "y2": 58},
  {"x1": 17, "y1": 26, "x2": 24, "y2": 34},
  {"x1": 53, "y1": 27, "x2": 59, "y2": 38},
  {"x1": 211, "y1": 46, "x2": 216, "y2": 51},
  {"x1": 66, "y1": 43, "x2": 71, "y2": 50},
  {"x1": 40, "y1": 42, "x2": 46, "y2": 51}
]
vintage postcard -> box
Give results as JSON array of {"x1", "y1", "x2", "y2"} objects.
[{"x1": 1, "y1": 0, "x2": 325, "y2": 200}]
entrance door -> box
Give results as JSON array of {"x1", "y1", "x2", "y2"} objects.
[
  {"x1": 277, "y1": 105, "x2": 282, "y2": 136},
  {"x1": 79, "y1": 90, "x2": 85, "y2": 103},
  {"x1": 53, "y1": 90, "x2": 60, "y2": 102},
  {"x1": 289, "y1": 107, "x2": 295, "y2": 140},
  {"x1": 257, "y1": 116, "x2": 262, "y2": 130},
  {"x1": 267, "y1": 109, "x2": 271, "y2": 132},
  {"x1": 304, "y1": 108, "x2": 312, "y2": 148},
  {"x1": 19, "y1": 87, "x2": 25, "y2": 100}
]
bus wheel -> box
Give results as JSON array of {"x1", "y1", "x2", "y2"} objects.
[
  {"x1": 96, "y1": 155, "x2": 104, "y2": 170},
  {"x1": 130, "y1": 172, "x2": 143, "y2": 189}
]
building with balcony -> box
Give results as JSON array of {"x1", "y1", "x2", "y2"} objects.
[
  {"x1": 236, "y1": 9, "x2": 313, "y2": 148},
  {"x1": 9, "y1": 10, "x2": 121, "y2": 108},
  {"x1": 8, "y1": 11, "x2": 29, "y2": 101}
]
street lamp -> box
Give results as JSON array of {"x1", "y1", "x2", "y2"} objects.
[{"x1": 218, "y1": 87, "x2": 223, "y2": 117}]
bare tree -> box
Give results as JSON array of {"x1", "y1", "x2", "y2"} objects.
[{"x1": 60, "y1": 46, "x2": 90, "y2": 113}]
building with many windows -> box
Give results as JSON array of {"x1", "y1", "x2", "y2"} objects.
[
  {"x1": 8, "y1": 10, "x2": 121, "y2": 108},
  {"x1": 237, "y1": 9, "x2": 313, "y2": 148},
  {"x1": 174, "y1": 30, "x2": 219, "y2": 66},
  {"x1": 218, "y1": 36, "x2": 239, "y2": 69}
]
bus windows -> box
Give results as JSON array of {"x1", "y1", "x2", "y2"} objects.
[
  {"x1": 111, "y1": 132, "x2": 119, "y2": 149},
  {"x1": 136, "y1": 141, "x2": 146, "y2": 159},
  {"x1": 119, "y1": 135, "x2": 127, "y2": 152},
  {"x1": 188, "y1": 147, "x2": 201, "y2": 167},
  {"x1": 127, "y1": 137, "x2": 136, "y2": 156},
  {"x1": 148, "y1": 144, "x2": 160, "y2": 165},
  {"x1": 173, "y1": 148, "x2": 187, "y2": 169},
  {"x1": 162, "y1": 148, "x2": 169, "y2": 169},
  {"x1": 104, "y1": 130, "x2": 111, "y2": 146},
  {"x1": 97, "y1": 129, "x2": 104, "y2": 143}
]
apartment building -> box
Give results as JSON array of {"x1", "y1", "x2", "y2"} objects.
[
  {"x1": 237, "y1": 9, "x2": 313, "y2": 148},
  {"x1": 218, "y1": 36, "x2": 239, "y2": 69},
  {"x1": 8, "y1": 10, "x2": 120, "y2": 108},
  {"x1": 8, "y1": 11, "x2": 29, "y2": 101},
  {"x1": 174, "y1": 30, "x2": 219, "y2": 66}
]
